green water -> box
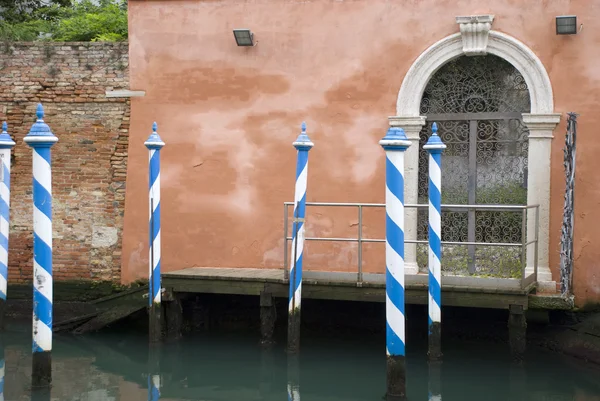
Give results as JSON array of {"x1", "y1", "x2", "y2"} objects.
[{"x1": 2, "y1": 323, "x2": 600, "y2": 401}]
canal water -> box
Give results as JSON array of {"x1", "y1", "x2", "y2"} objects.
[{"x1": 1, "y1": 319, "x2": 600, "y2": 401}]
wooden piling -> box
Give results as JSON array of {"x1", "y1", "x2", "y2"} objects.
[
  {"x1": 260, "y1": 291, "x2": 276, "y2": 346},
  {"x1": 508, "y1": 304, "x2": 527, "y2": 362}
]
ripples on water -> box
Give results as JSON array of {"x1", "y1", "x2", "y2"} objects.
[{"x1": 1, "y1": 322, "x2": 599, "y2": 401}]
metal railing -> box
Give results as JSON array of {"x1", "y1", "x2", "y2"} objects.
[{"x1": 283, "y1": 202, "x2": 539, "y2": 288}]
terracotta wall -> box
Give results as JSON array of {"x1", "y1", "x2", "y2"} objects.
[
  {"x1": 0, "y1": 42, "x2": 130, "y2": 283},
  {"x1": 125, "y1": 0, "x2": 600, "y2": 306}
]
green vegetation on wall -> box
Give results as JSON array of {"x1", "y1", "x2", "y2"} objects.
[{"x1": 0, "y1": 0, "x2": 127, "y2": 42}]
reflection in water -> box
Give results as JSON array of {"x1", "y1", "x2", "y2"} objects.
[
  {"x1": 0, "y1": 325, "x2": 596, "y2": 400},
  {"x1": 0, "y1": 338, "x2": 3, "y2": 401},
  {"x1": 148, "y1": 347, "x2": 161, "y2": 401},
  {"x1": 287, "y1": 355, "x2": 300, "y2": 401},
  {"x1": 428, "y1": 362, "x2": 442, "y2": 401}
]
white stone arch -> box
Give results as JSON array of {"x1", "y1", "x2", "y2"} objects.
[{"x1": 390, "y1": 19, "x2": 560, "y2": 288}]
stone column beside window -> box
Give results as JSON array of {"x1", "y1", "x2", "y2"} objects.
[
  {"x1": 522, "y1": 113, "x2": 561, "y2": 290},
  {"x1": 389, "y1": 116, "x2": 427, "y2": 275}
]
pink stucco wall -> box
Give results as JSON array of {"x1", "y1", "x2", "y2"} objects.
[{"x1": 125, "y1": 0, "x2": 600, "y2": 306}]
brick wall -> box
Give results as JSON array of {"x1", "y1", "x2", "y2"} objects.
[{"x1": 0, "y1": 42, "x2": 130, "y2": 283}]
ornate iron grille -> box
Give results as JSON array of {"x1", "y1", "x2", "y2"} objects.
[{"x1": 417, "y1": 55, "x2": 531, "y2": 277}]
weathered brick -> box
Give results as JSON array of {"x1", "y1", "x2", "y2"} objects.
[{"x1": 0, "y1": 42, "x2": 130, "y2": 284}]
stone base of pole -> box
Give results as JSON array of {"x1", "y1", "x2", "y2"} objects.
[
  {"x1": 32, "y1": 351, "x2": 51, "y2": 388},
  {"x1": 260, "y1": 291, "x2": 276, "y2": 346},
  {"x1": 287, "y1": 309, "x2": 300, "y2": 354},
  {"x1": 149, "y1": 303, "x2": 162, "y2": 344},
  {"x1": 0, "y1": 298, "x2": 6, "y2": 331},
  {"x1": 428, "y1": 322, "x2": 443, "y2": 361},
  {"x1": 386, "y1": 355, "x2": 407, "y2": 401},
  {"x1": 508, "y1": 304, "x2": 527, "y2": 363}
]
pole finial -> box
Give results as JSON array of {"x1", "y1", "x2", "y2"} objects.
[
  {"x1": 36, "y1": 103, "x2": 44, "y2": 120},
  {"x1": 293, "y1": 121, "x2": 314, "y2": 150},
  {"x1": 1, "y1": 122, "x2": 6, "y2": 133},
  {"x1": 423, "y1": 121, "x2": 446, "y2": 152},
  {"x1": 152, "y1": 122, "x2": 158, "y2": 132}
]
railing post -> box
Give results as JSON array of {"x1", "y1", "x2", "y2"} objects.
[
  {"x1": 358, "y1": 205, "x2": 363, "y2": 284},
  {"x1": 521, "y1": 208, "x2": 527, "y2": 284},
  {"x1": 24, "y1": 104, "x2": 58, "y2": 390},
  {"x1": 424, "y1": 122, "x2": 445, "y2": 362},
  {"x1": 535, "y1": 206, "x2": 539, "y2": 281},
  {"x1": 379, "y1": 127, "x2": 411, "y2": 400},
  {"x1": 287, "y1": 122, "x2": 314, "y2": 354},
  {"x1": 284, "y1": 203, "x2": 289, "y2": 280},
  {"x1": 145, "y1": 122, "x2": 165, "y2": 344},
  {"x1": 0, "y1": 122, "x2": 15, "y2": 332}
]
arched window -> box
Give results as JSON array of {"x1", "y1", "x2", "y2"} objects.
[{"x1": 417, "y1": 55, "x2": 531, "y2": 277}]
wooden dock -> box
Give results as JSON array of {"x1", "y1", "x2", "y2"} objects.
[{"x1": 162, "y1": 267, "x2": 547, "y2": 310}]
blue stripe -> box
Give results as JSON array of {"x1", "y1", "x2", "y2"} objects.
[
  {"x1": 295, "y1": 150, "x2": 308, "y2": 180},
  {"x1": 386, "y1": 268, "x2": 405, "y2": 313},
  {"x1": 151, "y1": 261, "x2": 161, "y2": 302},
  {"x1": 0, "y1": 260, "x2": 7, "y2": 280},
  {"x1": 386, "y1": 214, "x2": 405, "y2": 260},
  {"x1": 386, "y1": 321, "x2": 405, "y2": 356},
  {"x1": 149, "y1": 151, "x2": 161, "y2": 189},
  {"x1": 33, "y1": 233, "x2": 52, "y2": 275},
  {"x1": 0, "y1": 232, "x2": 7, "y2": 251},
  {"x1": 431, "y1": 152, "x2": 442, "y2": 170},
  {"x1": 35, "y1": 148, "x2": 51, "y2": 165},
  {"x1": 289, "y1": 251, "x2": 304, "y2": 300},
  {"x1": 0, "y1": 197, "x2": 8, "y2": 219},
  {"x1": 429, "y1": 228, "x2": 442, "y2": 262},
  {"x1": 386, "y1": 157, "x2": 405, "y2": 204},
  {"x1": 429, "y1": 182, "x2": 442, "y2": 216},
  {"x1": 33, "y1": 340, "x2": 45, "y2": 353},
  {"x1": 151, "y1": 203, "x2": 161, "y2": 243},
  {"x1": 33, "y1": 287, "x2": 52, "y2": 329},
  {"x1": 429, "y1": 269, "x2": 441, "y2": 308},
  {"x1": 2, "y1": 162, "x2": 9, "y2": 187},
  {"x1": 0, "y1": 289, "x2": 5, "y2": 301},
  {"x1": 33, "y1": 179, "x2": 52, "y2": 220}
]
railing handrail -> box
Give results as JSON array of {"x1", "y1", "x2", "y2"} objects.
[
  {"x1": 284, "y1": 201, "x2": 540, "y2": 211},
  {"x1": 283, "y1": 201, "x2": 540, "y2": 287}
]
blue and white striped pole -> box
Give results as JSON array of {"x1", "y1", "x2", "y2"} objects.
[
  {"x1": 287, "y1": 122, "x2": 313, "y2": 354},
  {"x1": 424, "y1": 122, "x2": 446, "y2": 361},
  {"x1": 0, "y1": 122, "x2": 15, "y2": 331},
  {"x1": 24, "y1": 104, "x2": 57, "y2": 388},
  {"x1": 380, "y1": 127, "x2": 411, "y2": 400},
  {"x1": 144, "y1": 122, "x2": 165, "y2": 344}
]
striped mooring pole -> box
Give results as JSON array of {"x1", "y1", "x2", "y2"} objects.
[
  {"x1": 424, "y1": 122, "x2": 446, "y2": 361},
  {"x1": 0, "y1": 122, "x2": 15, "y2": 331},
  {"x1": 24, "y1": 104, "x2": 58, "y2": 388},
  {"x1": 145, "y1": 122, "x2": 165, "y2": 344},
  {"x1": 379, "y1": 127, "x2": 411, "y2": 400},
  {"x1": 287, "y1": 122, "x2": 313, "y2": 354}
]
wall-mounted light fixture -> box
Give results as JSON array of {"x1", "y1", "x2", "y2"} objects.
[
  {"x1": 233, "y1": 29, "x2": 255, "y2": 46},
  {"x1": 556, "y1": 15, "x2": 577, "y2": 35}
]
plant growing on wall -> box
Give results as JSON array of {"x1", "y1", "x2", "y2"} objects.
[{"x1": 0, "y1": 0, "x2": 128, "y2": 42}]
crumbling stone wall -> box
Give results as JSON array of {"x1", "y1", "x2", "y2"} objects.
[{"x1": 0, "y1": 42, "x2": 130, "y2": 283}]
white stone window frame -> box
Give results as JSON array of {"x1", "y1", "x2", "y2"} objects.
[{"x1": 390, "y1": 16, "x2": 560, "y2": 290}]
